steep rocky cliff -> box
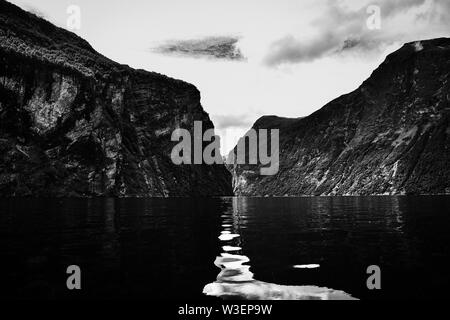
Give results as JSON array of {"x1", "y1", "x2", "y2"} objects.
[
  {"x1": 230, "y1": 38, "x2": 450, "y2": 196},
  {"x1": 0, "y1": 0, "x2": 232, "y2": 197}
]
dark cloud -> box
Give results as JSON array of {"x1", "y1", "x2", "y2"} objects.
[
  {"x1": 213, "y1": 114, "x2": 253, "y2": 130},
  {"x1": 264, "y1": 0, "x2": 450, "y2": 66},
  {"x1": 151, "y1": 36, "x2": 246, "y2": 61},
  {"x1": 265, "y1": 33, "x2": 339, "y2": 65}
]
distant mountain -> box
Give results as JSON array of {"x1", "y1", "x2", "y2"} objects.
[
  {"x1": 0, "y1": 0, "x2": 232, "y2": 197},
  {"x1": 229, "y1": 38, "x2": 450, "y2": 196}
]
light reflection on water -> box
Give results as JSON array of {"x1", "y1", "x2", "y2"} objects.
[{"x1": 204, "y1": 197, "x2": 357, "y2": 300}]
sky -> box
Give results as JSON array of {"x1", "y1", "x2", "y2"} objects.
[{"x1": 9, "y1": 0, "x2": 450, "y2": 153}]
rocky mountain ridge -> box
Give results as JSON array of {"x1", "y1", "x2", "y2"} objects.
[
  {"x1": 0, "y1": 0, "x2": 232, "y2": 197},
  {"x1": 230, "y1": 38, "x2": 450, "y2": 196}
]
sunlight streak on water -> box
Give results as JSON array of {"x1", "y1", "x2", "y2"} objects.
[
  {"x1": 293, "y1": 264, "x2": 320, "y2": 269},
  {"x1": 203, "y1": 198, "x2": 358, "y2": 300},
  {"x1": 222, "y1": 246, "x2": 242, "y2": 252}
]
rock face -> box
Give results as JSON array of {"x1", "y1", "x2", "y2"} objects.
[
  {"x1": 0, "y1": 0, "x2": 232, "y2": 197},
  {"x1": 230, "y1": 38, "x2": 450, "y2": 196}
]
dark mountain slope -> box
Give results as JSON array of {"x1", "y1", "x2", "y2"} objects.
[
  {"x1": 0, "y1": 0, "x2": 232, "y2": 197},
  {"x1": 230, "y1": 38, "x2": 450, "y2": 196}
]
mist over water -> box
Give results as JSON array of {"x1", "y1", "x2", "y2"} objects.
[{"x1": 0, "y1": 196, "x2": 449, "y2": 300}]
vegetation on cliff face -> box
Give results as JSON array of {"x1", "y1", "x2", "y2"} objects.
[
  {"x1": 0, "y1": 0, "x2": 232, "y2": 197},
  {"x1": 230, "y1": 38, "x2": 450, "y2": 196}
]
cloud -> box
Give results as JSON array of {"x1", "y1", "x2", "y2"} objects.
[
  {"x1": 24, "y1": 4, "x2": 48, "y2": 20},
  {"x1": 264, "y1": 0, "x2": 450, "y2": 66},
  {"x1": 151, "y1": 36, "x2": 246, "y2": 61},
  {"x1": 213, "y1": 114, "x2": 254, "y2": 130}
]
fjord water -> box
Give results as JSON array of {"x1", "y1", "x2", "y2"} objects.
[{"x1": 0, "y1": 196, "x2": 449, "y2": 300}]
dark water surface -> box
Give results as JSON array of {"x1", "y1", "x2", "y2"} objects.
[{"x1": 0, "y1": 196, "x2": 449, "y2": 300}]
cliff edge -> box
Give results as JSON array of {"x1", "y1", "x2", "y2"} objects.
[{"x1": 0, "y1": 0, "x2": 232, "y2": 197}]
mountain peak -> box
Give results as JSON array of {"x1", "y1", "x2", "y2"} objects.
[
  {"x1": 0, "y1": 0, "x2": 232, "y2": 197},
  {"x1": 230, "y1": 37, "x2": 450, "y2": 196}
]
